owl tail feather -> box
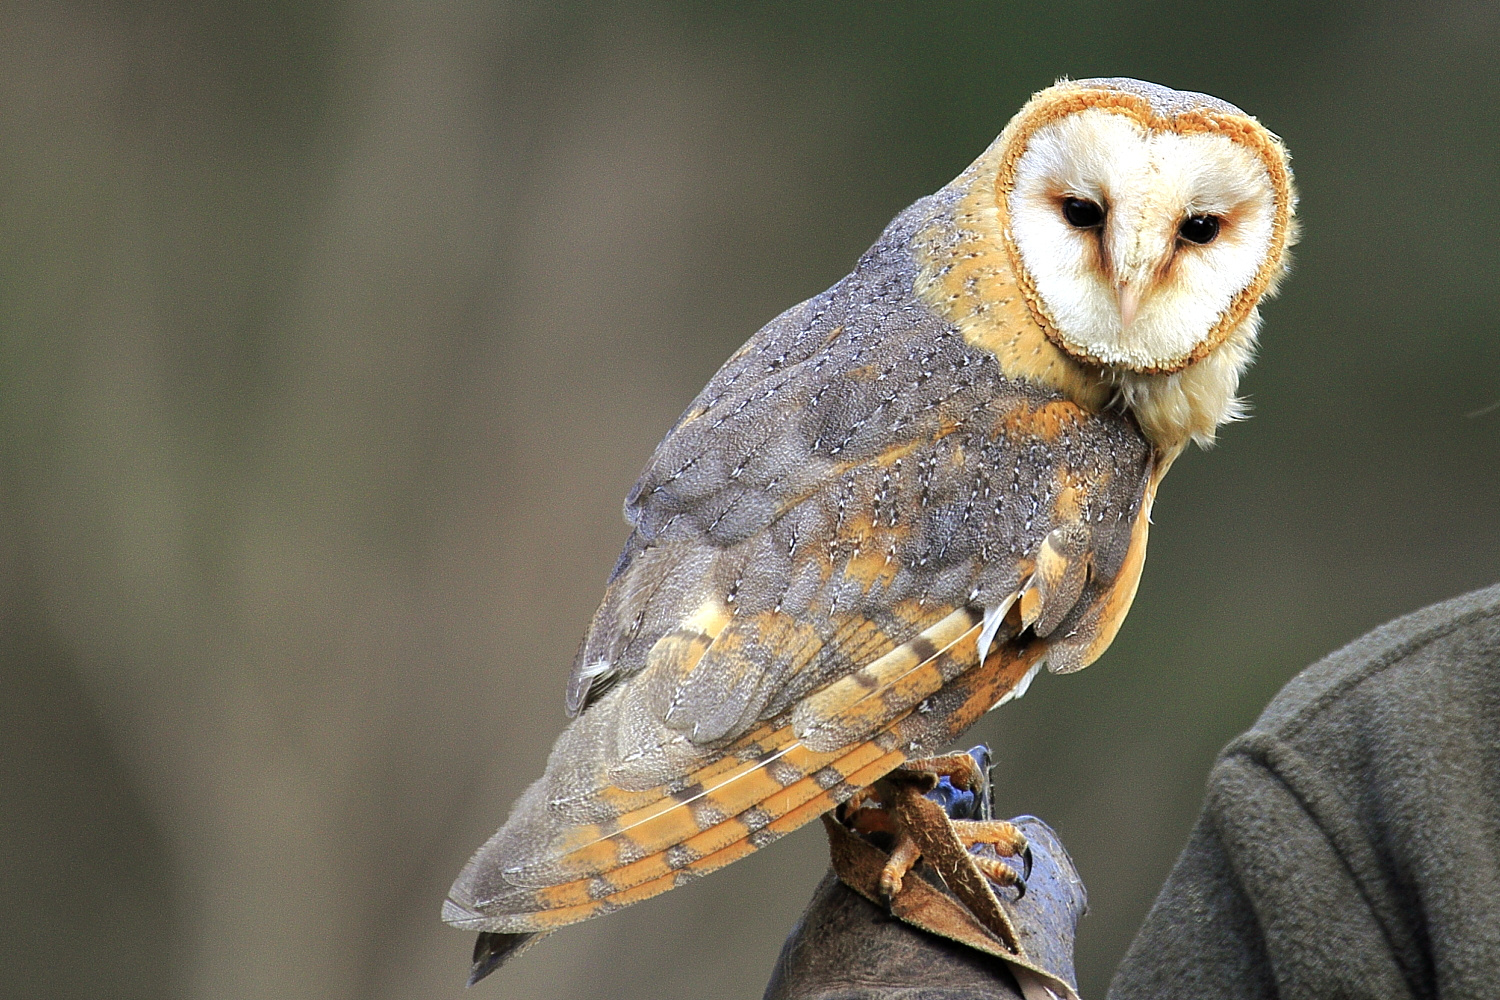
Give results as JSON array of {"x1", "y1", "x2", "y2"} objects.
[
  {"x1": 444, "y1": 620, "x2": 1044, "y2": 943},
  {"x1": 467, "y1": 931, "x2": 538, "y2": 986},
  {"x1": 513, "y1": 604, "x2": 1011, "y2": 895}
]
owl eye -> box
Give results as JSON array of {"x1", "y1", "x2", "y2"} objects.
[
  {"x1": 1061, "y1": 197, "x2": 1104, "y2": 229},
  {"x1": 1179, "y1": 215, "x2": 1220, "y2": 245}
]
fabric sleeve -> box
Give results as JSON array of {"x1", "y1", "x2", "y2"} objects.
[{"x1": 1110, "y1": 746, "x2": 1416, "y2": 1000}]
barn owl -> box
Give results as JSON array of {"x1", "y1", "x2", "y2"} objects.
[{"x1": 444, "y1": 76, "x2": 1297, "y2": 982}]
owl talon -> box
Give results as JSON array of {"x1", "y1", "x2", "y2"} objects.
[
  {"x1": 950, "y1": 817, "x2": 1030, "y2": 896},
  {"x1": 972, "y1": 853, "x2": 1026, "y2": 898}
]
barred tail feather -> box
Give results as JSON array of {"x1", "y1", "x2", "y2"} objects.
[
  {"x1": 530, "y1": 601, "x2": 1009, "y2": 882},
  {"x1": 445, "y1": 628, "x2": 1046, "y2": 937}
]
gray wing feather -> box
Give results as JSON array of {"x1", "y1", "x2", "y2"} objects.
[{"x1": 564, "y1": 190, "x2": 1152, "y2": 746}]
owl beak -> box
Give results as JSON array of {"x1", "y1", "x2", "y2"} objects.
[{"x1": 1116, "y1": 283, "x2": 1142, "y2": 331}]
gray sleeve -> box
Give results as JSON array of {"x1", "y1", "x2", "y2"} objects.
[
  {"x1": 1110, "y1": 748, "x2": 1412, "y2": 1000},
  {"x1": 1107, "y1": 805, "x2": 1273, "y2": 1000},
  {"x1": 1112, "y1": 582, "x2": 1500, "y2": 1000}
]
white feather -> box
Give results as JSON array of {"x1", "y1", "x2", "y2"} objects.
[
  {"x1": 578, "y1": 659, "x2": 613, "y2": 681},
  {"x1": 976, "y1": 593, "x2": 1018, "y2": 666},
  {"x1": 990, "y1": 661, "x2": 1044, "y2": 712}
]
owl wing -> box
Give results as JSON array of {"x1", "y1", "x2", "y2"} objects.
[{"x1": 444, "y1": 202, "x2": 1155, "y2": 943}]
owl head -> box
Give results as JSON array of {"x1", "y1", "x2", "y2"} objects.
[
  {"x1": 1000, "y1": 77, "x2": 1296, "y2": 375},
  {"x1": 956, "y1": 78, "x2": 1298, "y2": 451}
]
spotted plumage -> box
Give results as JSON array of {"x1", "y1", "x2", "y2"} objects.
[{"x1": 445, "y1": 77, "x2": 1296, "y2": 980}]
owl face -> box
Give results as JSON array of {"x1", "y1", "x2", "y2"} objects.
[
  {"x1": 1009, "y1": 108, "x2": 1278, "y2": 373},
  {"x1": 989, "y1": 82, "x2": 1295, "y2": 386}
]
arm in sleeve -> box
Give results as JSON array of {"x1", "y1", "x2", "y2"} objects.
[{"x1": 1110, "y1": 742, "x2": 1416, "y2": 1000}]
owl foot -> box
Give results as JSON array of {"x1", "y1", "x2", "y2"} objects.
[
  {"x1": 840, "y1": 755, "x2": 1030, "y2": 899},
  {"x1": 954, "y1": 818, "x2": 1033, "y2": 886},
  {"x1": 893, "y1": 753, "x2": 1030, "y2": 891}
]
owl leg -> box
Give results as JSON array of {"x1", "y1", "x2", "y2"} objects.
[
  {"x1": 878, "y1": 829, "x2": 923, "y2": 898},
  {"x1": 840, "y1": 758, "x2": 1031, "y2": 900},
  {"x1": 831, "y1": 752, "x2": 1030, "y2": 953},
  {"x1": 840, "y1": 795, "x2": 924, "y2": 898},
  {"x1": 893, "y1": 751, "x2": 983, "y2": 791},
  {"x1": 843, "y1": 784, "x2": 882, "y2": 815},
  {"x1": 971, "y1": 854, "x2": 1024, "y2": 894},
  {"x1": 838, "y1": 782, "x2": 925, "y2": 898}
]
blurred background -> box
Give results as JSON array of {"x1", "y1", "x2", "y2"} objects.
[{"x1": 2, "y1": 2, "x2": 1496, "y2": 998}]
